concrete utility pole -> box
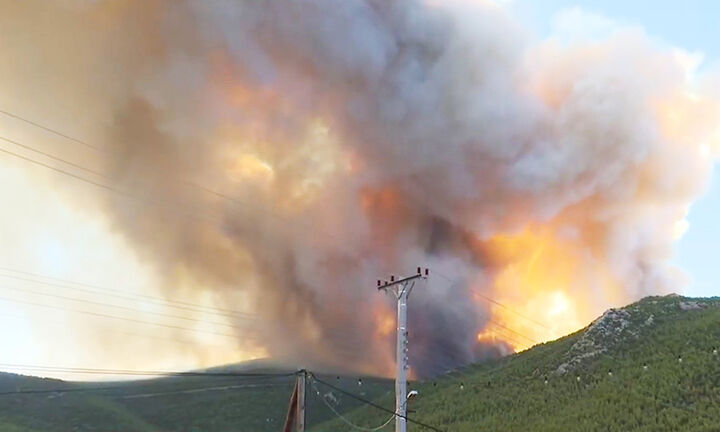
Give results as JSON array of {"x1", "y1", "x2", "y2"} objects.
[{"x1": 377, "y1": 267, "x2": 428, "y2": 432}]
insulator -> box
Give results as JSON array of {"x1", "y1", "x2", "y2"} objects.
[
  {"x1": 417, "y1": 267, "x2": 421, "y2": 275},
  {"x1": 390, "y1": 275, "x2": 395, "y2": 282},
  {"x1": 377, "y1": 280, "x2": 381, "y2": 287},
  {"x1": 425, "y1": 268, "x2": 429, "y2": 276}
]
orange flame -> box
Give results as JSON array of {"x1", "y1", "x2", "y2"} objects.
[{"x1": 475, "y1": 224, "x2": 627, "y2": 351}]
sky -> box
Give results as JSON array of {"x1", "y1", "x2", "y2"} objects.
[
  {"x1": 0, "y1": 0, "x2": 718, "y2": 379},
  {"x1": 509, "y1": 0, "x2": 720, "y2": 298}
]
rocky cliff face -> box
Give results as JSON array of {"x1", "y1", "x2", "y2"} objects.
[{"x1": 555, "y1": 295, "x2": 718, "y2": 375}]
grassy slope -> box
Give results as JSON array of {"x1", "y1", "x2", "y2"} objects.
[
  {"x1": 314, "y1": 295, "x2": 720, "y2": 432},
  {"x1": 0, "y1": 370, "x2": 392, "y2": 432}
]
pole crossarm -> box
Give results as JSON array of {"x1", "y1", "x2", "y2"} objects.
[{"x1": 377, "y1": 273, "x2": 425, "y2": 291}]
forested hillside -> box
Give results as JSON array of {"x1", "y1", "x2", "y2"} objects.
[{"x1": 314, "y1": 295, "x2": 720, "y2": 431}]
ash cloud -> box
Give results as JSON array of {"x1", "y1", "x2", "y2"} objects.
[{"x1": 2, "y1": 0, "x2": 718, "y2": 377}]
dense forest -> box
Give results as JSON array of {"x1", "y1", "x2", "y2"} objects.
[{"x1": 314, "y1": 295, "x2": 720, "y2": 431}]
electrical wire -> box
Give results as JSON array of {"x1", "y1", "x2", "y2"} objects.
[
  {"x1": 0, "y1": 311, "x2": 227, "y2": 347},
  {"x1": 0, "y1": 127, "x2": 290, "y2": 226},
  {"x1": 0, "y1": 363, "x2": 298, "y2": 378},
  {"x1": 0, "y1": 107, "x2": 362, "y2": 253},
  {"x1": 0, "y1": 385, "x2": 132, "y2": 397},
  {"x1": 311, "y1": 374, "x2": 445, "y2": 432},
  {"x1": 0, "y1": 107, "x2": 299, "y2": 221},
  {"x1": 486, "y1": 320, "x2": 539, "y2": 345},
  {"x1": 434, "y1": 270, "x2": 550, "y2": 330},
  {"x1": 0, "y1": 284, "x2": 246, "y2": 330},
  {"x1": 0, "y1": 142, "x2": 225, "y2": 228},
  {"x1": 0, "y1": 266, "x2": 257, "y2": 319},
  {"x1": 0, "y1": 109, "x2": 100, "y2": 151},
  {"x1": 120, "y1": 382, "x2": 289, "y2": 399},
  {"x1": 432, "y1": 271, "x2": 543, "y2": 346},
  {"x1": 0, "y1": 295, "x2": 247, "y2": 340},
  {"x1": 310, "y1": 378, "x2": 395, "y2": 431},
  {"x1": 0, "y1": 380, "x2": 290, "y2": 398},
  {"x1": 469, "y1": 288, "x2": 550, "y2": 330},
  {"x1": 0, "y1": 135, "x2": 102, "y2": 176}
]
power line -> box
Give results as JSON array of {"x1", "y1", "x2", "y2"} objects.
[
  {"x1": 0, "y1": 363, "x2": 297, "y2": 378},
  {"x1": 310, "y1": 378, "x2": 395, "y2": 431},
  {"x1": 120, "y1": 382, "x2": 290, "y2": 399},
  {"x1": 0, "y1": 125, "x2": 285, "y2": 224},
  {"x1": 0, "y1": 379, "x2": 290, "y2": 398},
  {"x1": 487, "y1": 320, "x2": 539, "y2": 345},
  {"x1": 0, "y1": 295, "x2": 250, "y2": 340},
  {"x1": 0, "y1": 141, "x2": 225, "y2": 227},
  {"x1": 434, "y1": 270, "x2": 549, "y2": 330},
  {"x1": 0, "y1": 109, "x2": 100, "y2": 151},
  {"x1": 470, "y1": 289, "x2": 549, "y2": 330},
  {"x1": 311, "y1": 374, "x2": 445, "y2": 432},
  {"x1": 0, "y1": 384, "x2": 134, "y2": 397},
  {"x1": 0, "y1": 284, "x2": 247, "y2": 331},
  {"x1": 431, "y1": 271, "x2": 544, "y2": 347},
  {"x1": 477, "y1": 327, "x2": 528, "y2": 348},
  {"x1": 0, "y1": 266, "x2": 257, "y2": 319},
  {"x1": 0, "y1": 144, "x2": 133, "y2": 199},
  {"x1": 0, "y1": 135, "x2": 102, "y2": 176},
  {"x1": 0, "y1": 105, "x2": 287, "y2": 216},
  {"x1": 0, "y1": 311, "x2": 226, "y2": 347},
  {"x1": 0, "y1": 108, "x2": 323, "y2": 229}
]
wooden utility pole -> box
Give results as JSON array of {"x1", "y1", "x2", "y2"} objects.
[
  {"x1": 281, "y1": 370, "x2": 306, "y2": 432},
  {"x1": 297, "y1": 370, "x2": 306, "y2": 432},
  {"x1": 281, "y1": 381, "x2": 298, "y2": 432}
]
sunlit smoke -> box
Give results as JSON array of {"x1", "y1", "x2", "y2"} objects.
[{"x1": 0, "y1": 0, "x2": 718, "y2": 378}]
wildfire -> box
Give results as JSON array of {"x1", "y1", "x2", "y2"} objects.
[
  {"x1": 474, "y1": 224, "x2": 627, "y2": 351},
  {"x1": 375, "y1": 307, "x2": 396, "y2": 337}
]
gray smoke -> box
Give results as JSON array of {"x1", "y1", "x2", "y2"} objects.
[{"x1": 1, "y1": 0, "x2": 718, "y2": 377}]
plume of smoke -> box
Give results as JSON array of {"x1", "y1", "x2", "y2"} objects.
[{"x1": 1, "y1": 0, "x2": 718, "y2": 377}]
